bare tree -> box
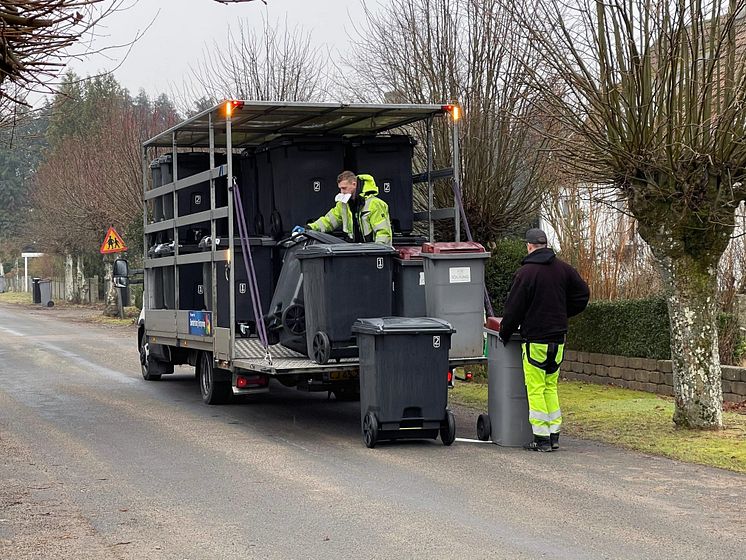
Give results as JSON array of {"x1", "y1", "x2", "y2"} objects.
[
  {"x1": 182, "y1": 16, "x2": 331, "y2": 104},
  {"x1": 506, "y1": 0, "x2": 746, "y2": 428},
  {"x1": 0, "y1": 1, "x2": 128, "y2": 117},
  {"x1": 347, "y1": 0, "x2": 554, "y2": 242}
]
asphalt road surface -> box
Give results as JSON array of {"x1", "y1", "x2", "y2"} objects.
[{"x1": 0, "y1": 302, "x2": 744, "y2": 559}]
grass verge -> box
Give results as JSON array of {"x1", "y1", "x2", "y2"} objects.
[
  {"x1": 451, "y1": 380, "x2": 746, "y2": 474},
  {"x1": 0, "y1": 291, "x2": 32, "y2": 304}
]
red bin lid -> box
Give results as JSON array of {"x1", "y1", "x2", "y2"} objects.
[
  {"x1": 421, "y1": 241, "x2": 486, "y2": 254},
  {"x1": 395, "y1": 246, "x2": 423, "y2": 260},
  {"x1": 484, "y1": 316, "x2": 502, "y2": 331}
]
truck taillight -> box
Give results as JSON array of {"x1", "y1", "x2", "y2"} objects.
[{"x1": 236, "y1": 374, "x2": 268, "y2": 388}]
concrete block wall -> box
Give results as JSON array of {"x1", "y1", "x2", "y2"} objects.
[{"x1": 562, "y1": 350, "x2": 746, "y2": 403}]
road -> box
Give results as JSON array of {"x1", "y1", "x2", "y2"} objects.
[{"x1": 0, "y1": 302, "x2": 744, "y2": 559}]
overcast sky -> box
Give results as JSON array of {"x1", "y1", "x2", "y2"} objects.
[{"x1": 68, "y1": 0, "x2": 374, "y2": 99}]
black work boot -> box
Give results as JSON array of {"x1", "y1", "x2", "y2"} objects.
[
  {"x1": 523, "y1": 435, "x2": 552, "y2": 452},
  {"x1": 550, "y1": 433, "x2": 560, "y2": 451}
]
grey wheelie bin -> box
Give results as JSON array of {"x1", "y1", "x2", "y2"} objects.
[
  {"x1": 297, "y1": 243, "x2": 396, "y2": 364},
  {"x1": 352, "y1": 317, "x2": 456, "y2": 448},
  {"x1": 264, "y1": 230, "x2": 340, "y2": 353},
  {"x1": 392, "y1": 246, "x2": 426, "y2": 317},
  {"x1": 477, "y1": 318, "x2": 533, "y2": 446},
  {"x1": 422, "y1": 241, "x2": 490, "y2": 358},
  {"x1": 39, "y1": 279, "x2": 53, "y2": 308}
]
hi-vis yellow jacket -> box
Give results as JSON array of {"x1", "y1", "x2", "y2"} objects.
[{"x1": 307, "y1": 174, "x2": 393, "y2": 245}]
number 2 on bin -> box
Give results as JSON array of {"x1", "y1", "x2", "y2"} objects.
[{"x1": 433, "y1": 335, "x2": 441, "y2": 348}]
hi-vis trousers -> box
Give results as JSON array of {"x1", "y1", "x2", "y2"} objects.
[{"x1": 522, "y1": 342, "x2": 564, "y2": 437}]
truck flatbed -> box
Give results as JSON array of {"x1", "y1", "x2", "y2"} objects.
[{"x1": 232, "y1": 338, "x2": 485, "y2": 376}]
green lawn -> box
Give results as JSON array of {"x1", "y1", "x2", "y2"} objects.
[{"x1": 452, "y1": 380, "x2": 746, "y2": 474}]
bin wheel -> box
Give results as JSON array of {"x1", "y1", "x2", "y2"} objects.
[
  {"x1": 312, "y1": 331, "x2": 331, "y2": 364},
  {"x1": 282, "y1": 304, "x2": 306, "y2": 336},
  {"x1": 362, "y1": 412, "x2": 379, "y2": 448},
  {"x1": 46, "y1": 300, "x2": 54, "y2": 308},
  {"x1": 270, "y1": 211, "x2": 283, "y2": 239},
  {"x1": 477, "y1": 413, "x2": 491, "y2": 442},
  {"x1": 440, "y1": 409, "x2": 456, "y2": 446}
]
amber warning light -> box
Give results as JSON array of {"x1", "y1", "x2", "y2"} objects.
[
  {"x1": 442, "y1": 104, "x2": 461, "y2": 121},
  {"x1": 225, "y1": 100, "x2": 244, "y2": 117}
]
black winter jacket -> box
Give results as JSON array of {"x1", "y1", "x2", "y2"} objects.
[{"x1": 499, "y1": 248, "x2": 589, "y2": 343}]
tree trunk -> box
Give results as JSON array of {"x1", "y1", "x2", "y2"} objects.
[
  {"x1": 103, "y1": 259, "x2": 118, "y2": 316},
  {"x1": 64, "y1": 253, "x2": 75, "y2": 302},
  {"x1": 76, "y1": 256, "x2": 87, "y2": 304},
  {"x1": 656, "y1": 252, "x2": 723, "y2": 429}
]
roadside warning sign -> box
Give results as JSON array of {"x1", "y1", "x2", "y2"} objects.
[{"x1": 100, "y1": 227, "x2": 127, "y2": 254}]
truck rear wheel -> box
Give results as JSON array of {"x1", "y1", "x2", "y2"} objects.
[{"x1": 199, "y1": 352, "x2": 232, "y2": 405}]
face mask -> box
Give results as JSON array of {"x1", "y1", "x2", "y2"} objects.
[{"x1": 335, "y1": 193, "x2": 352, "y2": 204}]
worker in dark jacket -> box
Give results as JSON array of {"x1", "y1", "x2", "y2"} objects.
[{"x1": 499, "y1": 228, "x2": 590, "y2": 452}]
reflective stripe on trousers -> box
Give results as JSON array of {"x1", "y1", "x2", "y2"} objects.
[{"x1": 522, "y1": 342, "x2": 564, "y2": 437}]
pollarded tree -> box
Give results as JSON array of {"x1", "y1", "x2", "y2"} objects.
[{"x1": 507, "y1": 0, "x2": 746, "y2": 428}]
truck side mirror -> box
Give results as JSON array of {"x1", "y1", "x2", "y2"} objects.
[{"x1": 113, "y1": 258, "x2": 129, "y2": 288}]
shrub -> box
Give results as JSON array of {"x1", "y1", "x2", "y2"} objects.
[
  {"x1": 484, "y1": 238, "x2": 526, "y2": 315},
  {"x1": 567, "y1": 296, "x2": 671, "y2": 359}
]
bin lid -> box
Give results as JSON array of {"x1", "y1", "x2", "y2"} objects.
[
  {"x1": 149, "y1": 159, "x2": 161, "y2": 169},
  {"x1": 422, "y1": 241, "x2": 486, "y2": 254},
  {"x1": 350, "y1": 135, "x2": 417, "y2": 147},
  {"x1": 395, "y1": 246, "x2": 423, "y2": 260},
  {"x1": 485, "y1": 316, "x2": 502, "y2": 331},
  {"x1": 296, "y1": 243, "x2": 397, "y2": 259},
  {"x1": 257, "y1": 135, "x2": 345, "y2": 153},
  {"x1": 352, "y1": 317, "x2": 454, "y2": 335}
]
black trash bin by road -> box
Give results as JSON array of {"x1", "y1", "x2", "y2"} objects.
[
  {"x1": 264, "y1": 230, "x2": 341, "y2": 353},
  {"x1": 352, "y1": 317, "x2": 456, "y2": 448},
  {"x1": 31, "y1": 277, "x2": 41, "y2": 304},
  {"x1": 297, "y1": 243, "x2": 396, "y2": 364}
]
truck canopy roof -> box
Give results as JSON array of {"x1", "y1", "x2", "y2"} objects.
[{"x1": 143, "y1": 101, "x2": 449, "y2": 149}]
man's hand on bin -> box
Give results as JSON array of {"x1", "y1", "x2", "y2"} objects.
[
  {"x1": 291, "y1": 225, "x2": 306, "y2": 235},
  {"x1": 498, "y1": 332, "x2": 509, "y2": 346}
]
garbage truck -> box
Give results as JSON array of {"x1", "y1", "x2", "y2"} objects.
[{"x1": 130, "y1": 100, "x2": 486, "y2": 405}]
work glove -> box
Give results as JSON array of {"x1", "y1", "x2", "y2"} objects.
[
  {"x1": 498, "y1": 333, "x2": 509, "y2": 346},
  {"x1": 291, "y1": 225, "x2": 306, "y2": 235}
]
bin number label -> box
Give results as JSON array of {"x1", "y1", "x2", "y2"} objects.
[
  {"x1": 376, "y1": 257, "x2": 384, "y2": 270},
  {"x1": 313, "y1": 180, "x2": 321, "y2": 192},
  {"x1": 383, "y1": 181, "x2": 391, "y2": 193},
  {"x1": 449, "y1": 266, "x2": 471, "y2": 283},
  {"x1": 197, "y1": 284, "x2": 204, "y2": 295},
  {"x1": 419, "y1": 271, "x2": 425, "y2": 286},
  {"x1": 194, "y1": 194, "x2": 202, "y2": 206},
  {"x1": 238, "y1": 283, "x2": 247, "y2": 294},
  {"x1": 433, "y1": 335, "x2": 441, "y2": 348}
]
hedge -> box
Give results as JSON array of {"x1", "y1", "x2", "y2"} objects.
[{"x1": 566, "y1": 296, "x2": 671, "y2": 359}]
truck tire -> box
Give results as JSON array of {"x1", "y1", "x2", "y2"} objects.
[
  {"x1": 139, "y1": 334, "x2": 172, "y2": 381},
  {"x1": 199, "y1": 351, "x2": 232, "y2": 405}
]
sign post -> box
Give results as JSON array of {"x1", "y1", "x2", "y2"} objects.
[{"x1": 100, "y1": 227, "x2": 128, "y2": 318}]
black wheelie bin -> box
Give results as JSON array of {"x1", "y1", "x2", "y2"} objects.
[
  {"x1": 297, "y1": 243, "x2": 396, "y2": 364},
  {"x1": 352, "y1": 317, "x2": 456, "y2": 448},
  {"x1": 264, "y1": 230, "x2": 341, "y2": 353}
]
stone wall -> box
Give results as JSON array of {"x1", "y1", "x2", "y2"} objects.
[{"x1": 562, "y1": 350, "x2": 746, "y2": 402}]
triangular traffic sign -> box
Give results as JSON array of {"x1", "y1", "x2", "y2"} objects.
[{"x1": 100, "y1": 227, "x2": 128, "y2": 254}]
